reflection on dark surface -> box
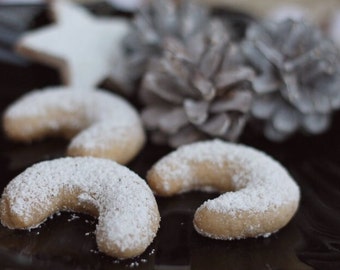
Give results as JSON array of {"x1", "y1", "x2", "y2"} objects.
[
  {"x1": 2, "y1": 99, "x2": 339, "y2": 269},
  {"x1": 292, "y1": 159, "x2": 340, "y2": 270},
  {"x1": 155, "y1": 194, "x2": 313, "y2": 270},
  {"x1": 1, "y1": 5, "x2": 340, "y2": 270},
  {"x1": 1, "y1": 48, "x2": 340, "y2": 270}
]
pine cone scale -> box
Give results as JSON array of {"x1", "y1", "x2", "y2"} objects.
[
  {"x1": 256, "y1": 40, "x2": 283, "y2": 66},
  {"x1": 210, "y1": 88, "x2": 253, "y2": 113},
  {"x1": 159, "y1": 107, "x2": 189, "y2": 134},
  {"x1": 301, "y1": 113, "x2": 330, "y2": 134},
  {"x1": 199, "y1": 113, "x2": 232, "y2": 137},
  {"x1": 198, "y1": 41, "x2": 227, "y2": 79},
  {"x1": 214, "y1": 67, "x2": 254, "y2": 92},
  {"x1": 142, "y1": 73, "x2": 181, "y2": 104},
  {"x1": 169, "y1": 125, "x2": 206, "y2": 148},
  {"x1": 272, "y1": 105, "x2": 299, "y2": 133},
  {"x1": 142, "y1": 106, "x2": 172, "y2": 128},
  {"x1": 183, "y1": 99, "x2": 209, "y2": 125},
  {"x1": 190, "y1": 70, "x2": 216, "y2": 101},
  {"x1": 251, "y1": 94, "x2": 280, "y2": 119}
]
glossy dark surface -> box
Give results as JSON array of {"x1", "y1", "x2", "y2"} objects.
[{"x1": 1, "y1": 4, "x2": 340, "y2": 270}]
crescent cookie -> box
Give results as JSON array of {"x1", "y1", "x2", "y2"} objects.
[
  {"x1": 147, "y1": 140, "x2": 300, "y2": 240},
  {"x1": 0, "y1": 157, "x2": 160, "y2": 259},
  {"x1": 3, "y1": 86, "x2": 145, "y2": 164}
]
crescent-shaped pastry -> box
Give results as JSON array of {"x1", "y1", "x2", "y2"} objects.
[
  {"x1": 0, "y1": 157, "x2": 160, "y2": 259},
  {"x1": 3, "y1": 86, "x2": 145, "y2": 164},
  {"x1": 147, "y1": 140, "x2": 300, "y2": 240}
]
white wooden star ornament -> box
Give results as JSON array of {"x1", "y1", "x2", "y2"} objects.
[{"x1": 16, "y1": 0, "x2": 130, "y2": 89}]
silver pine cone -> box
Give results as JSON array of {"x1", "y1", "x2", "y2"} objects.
[
  {"x1": 243, "y1": 19, "x2": 340, "y2": 141},
  {"x1": 107, "y1": 0, "x2": 210, "y2": 95},
  {"x1": 140, "y1": 20, "x2": 254, "y2": 148}
]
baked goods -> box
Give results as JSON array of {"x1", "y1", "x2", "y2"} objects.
[
  {"x1": 16, "y1": 0, "x2": 129, "y2": 88},
  {"x1": 3, "y1": 86, "x2": 145, "y2": 164},
  {"x1": 0, "y1": 157, "x2": 160, "y2": 259},
  {"x1": 147, "y1": 139, "x2": 300, "y2": 240}
]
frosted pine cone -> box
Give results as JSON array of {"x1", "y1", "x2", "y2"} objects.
[
  {"x1": 107, "y1": 0, "x2": 210, "y2": 95},
  {"x1": 140, "y1": 20, "x2": 254, "y2": 147},
  {"x1": 243, "y1": 19, "x2": 340, "y2": 141}
]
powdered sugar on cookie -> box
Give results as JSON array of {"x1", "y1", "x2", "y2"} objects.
[
  {"x1": 147, "y1": 140, "x2": 300, "y2": 240},
  {"x1": 0, "y1": 157, "x2": 160, "y2": 259},
  {"x1": 3, "y1": 86, "x2": 145, "y2": 164}
]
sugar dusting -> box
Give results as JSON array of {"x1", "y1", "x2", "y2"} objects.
[
  {"x1": 152, "y1": 139, "x2": 300, "y2": 214},
  {"x1": 0, "y1": 157, "x2": 159, "y2": 256},
  {"x1": 4, "y1": 86, "x2": 144, "y2": 152}
]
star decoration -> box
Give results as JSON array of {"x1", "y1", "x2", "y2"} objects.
[{"x1": 16, "y1": 0, "x2": 129, "y2": 88}]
